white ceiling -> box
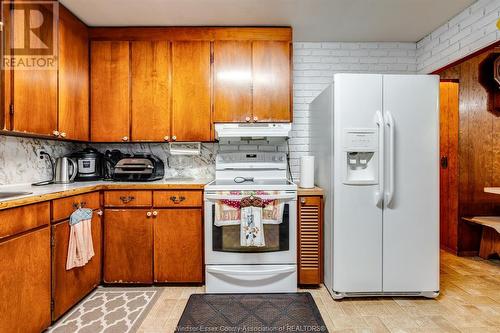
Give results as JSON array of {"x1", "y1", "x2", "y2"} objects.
[{"x1": 60, "y1": 0, "x2": 476, "y2": 42}]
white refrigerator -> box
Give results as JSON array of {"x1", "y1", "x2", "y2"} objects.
[{"x1": 311, "y1": 74, "x2": 440, "y2": 299}]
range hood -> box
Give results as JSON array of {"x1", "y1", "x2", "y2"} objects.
[{"x1": 215, "y1": 123, "x2": 292, "y2": 140}]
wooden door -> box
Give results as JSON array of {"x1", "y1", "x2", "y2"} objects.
[
  {"x1": 213, "y1": 41, "x2": 252, "y2": 122},
  {"x1": 104, "y1": 209, "x2": 153, "y2": 283},
  {"x1": 58, "y1": 5, "x2": 89, "y2": 141},
  {"x1": 131, "y1": 41, "x2": 171, "y2": 141},
  {"x1": 298, "y1": 196, "x2": 323, "y2": 285},
  {"x1": 52, "y1": 213, "x2": 102, "y2": 320},
  {"x1": 154, "y1": 209, "x2": 203, "y2": 282},
  {"x1": 171, "y1": 41, "x2": 211, "y2": 141},
  {"x1": 252, "y1": 41, "x2": 291, "y2": 122},
  {"x1": 439, "y1": 81, "x2": 459, "y2": 252},
  {"x1": 0, "y1": 228, "x2": 51, "y2": 333},
  {"x1": 12, "y1": 3, "x2": 57, "y2": 136},
  {"x1": 91, "y1": 41, "x2": 130, "y2": 142}
]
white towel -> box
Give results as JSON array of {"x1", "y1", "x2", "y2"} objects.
[{"x1": 240, "y1": 206, "x2": 265, "y2": 247}]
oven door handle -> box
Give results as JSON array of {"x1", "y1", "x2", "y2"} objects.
[
  {"x1": 206, "y1": 266, "x2": 296, "y2": 276},
  {"x1": 204, "y1": 194, "x2": 297, "y2": 201}
]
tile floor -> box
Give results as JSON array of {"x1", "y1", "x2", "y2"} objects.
[{"x1": 135, "y1": 251, "x2": 500, "y2": 332}]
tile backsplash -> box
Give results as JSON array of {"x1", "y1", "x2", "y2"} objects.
[
  {"x1": 0, "y1": 135, "x2": 80, "y2": 185},
  {"x1": 0, "y1": 135, "x2": 217, "y2": 185}
]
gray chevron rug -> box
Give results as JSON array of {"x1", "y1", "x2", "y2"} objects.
[
  {"x1": 175, "y1": 293, "x2": 328, "y2": 332},
  {"x1": 48, "y1": 287, "x2": 161, "y2": 333}
]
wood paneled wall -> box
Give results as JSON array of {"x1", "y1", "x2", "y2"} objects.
[{"x1": 437, "y1": 46, "x2": 500, "y2": 255}]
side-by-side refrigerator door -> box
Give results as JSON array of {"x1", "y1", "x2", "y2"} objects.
[
  {"x1": 382, "y1": 75, "x2": 440, "y2": 294},
  {"x1": 333, "y1": 74, "x2": 383, "y2": 294}
]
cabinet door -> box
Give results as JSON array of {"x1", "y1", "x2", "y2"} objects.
[
  {"x1": 154, "y1": 209, "x2": 203, "y2": 282},
  {"x1": 252, "y1": 41, "x2": 291, "y2": 122},
  {"x1": 213, "y1": 41, "x2": 252, "y2": 122},
  {"x1": 131, "y1": 41, "x2": 170, "y2": 141},
  {"x1": 171, "y1": 41, "x2": 211, "y2": 141},
  {"x1": 12, "y1": 4, "x2": 57, "y2": 136},
  {"x1": 298, "y1": 196, "x2": 323, "y2": 285},
  {"x1": 0, "y1": 228, "x2": 51, "y2": 333},
  {"x1": 52, "y1": 212, "x2": 102, "y2": 320},
  {"x1": 104, "y1": 209, "x2": 153, "y2": 283},
  {"x1": 58, "y1": 6, "x2": 89, "y2": 141},
  {"x1": 91, "y1": 41, "x2": 130, "y2": 142}
]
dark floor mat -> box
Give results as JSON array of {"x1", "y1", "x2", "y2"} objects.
[{"x1": 175, "y1": 292, "x2": 328, "y2": 332}]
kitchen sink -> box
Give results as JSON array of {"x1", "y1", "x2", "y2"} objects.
[{"x1": 0, "y1": 191, "x2": 33, "y2": 199}]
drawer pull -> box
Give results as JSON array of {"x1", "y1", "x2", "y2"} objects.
[
  {"x1": 119, "y1": 196, "x2": 135, "y2": 203},
  {"x1": 169, "y1": 196, "x2": 186, "y2": 204},
  {"x1": 72, "y1": 201, "x2": 87, "y2": 209}
]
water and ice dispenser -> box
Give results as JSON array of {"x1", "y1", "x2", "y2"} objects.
[{"x1": 342, "y1": 129, "x2": 378, "y2": 185}]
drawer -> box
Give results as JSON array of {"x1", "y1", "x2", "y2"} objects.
[
  {"x1": 0, "y1": 202, "x2": 50, "y2": 239},
  {"x1": 153, "y1": 190, "x2": 203, "y2": 207},
  {"x1": 52, "y1": 192, "x2": 100, "y2": 222},
  {"x1": 104, "y1": 190, "x2": 152, "y2": 207}
]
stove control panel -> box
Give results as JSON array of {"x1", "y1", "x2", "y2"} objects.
[{"x1": 216, "y1": 152, "x2": 287, "y2": 170}]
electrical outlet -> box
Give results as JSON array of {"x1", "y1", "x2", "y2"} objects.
[{"x1": 35, "y1": 148, "x2": 47, "y2": 160}]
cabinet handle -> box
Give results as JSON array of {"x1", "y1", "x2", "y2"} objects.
[
  {"x1": 152, "y1": 211, "x2": 158, "y2": 217},
  {"x1": 164, "y1": 135, "x2": 169, "y2": 141},
  {"x1": 72, "y1": 201, "x2": 87, "y2": 209},
  {"x1": 122, "y1": 136, "x2": 129, "y2": 141},
  {"x1": 97, "y1": 210, "x2": 103, "y2": 216},
  {"x1": 53, "y1": 130, "x2": 60, "y2": 137},
  {"x1": 300, "y1": 198, "x2": 306, "y2": 204},
  {"x1": 245, "y1": 116, "x2": 250, "y2": 122},
  {"x1": 146, "y1": 211, "x2": 152, "y2": 217},
  {"x1": 60, "y1": 132, "x2": 67, "y2": 138},
  {"x1": 253, "y1": 116, "x2": 258, "y2": 121},
  {"x1": 119, "y1": 196, "x2": 135, "y2": 203},
  {"x1": 172, "y1": 135, "x2": 177, "y2": 141},
  {"x1": 169, "y1": 196, "x2": 186, "y2": 204}
]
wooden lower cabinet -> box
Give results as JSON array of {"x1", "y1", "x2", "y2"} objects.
[
  {"x1": 104, "y1": 209, "x2": 153, "y2": 283},
  {"x1": 298, "y1": 196, "x2": 323, "y2": 285},
  {"x1": 0, "y1": 227, "x2": 51, "y2": 333},
  {"x1": 154, "y1": 208, "x2": 203, "y2": 283},
  {"x1": 52, "y1": 212, "x2": 102, "y2": 320}
]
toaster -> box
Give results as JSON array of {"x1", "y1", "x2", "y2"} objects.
[{"x1": 112, "y1": 154, "x2": 165, "y2": 181}]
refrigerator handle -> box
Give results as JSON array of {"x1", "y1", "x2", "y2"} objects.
[
  {"x1": 375, "y1": 110, "x2": 384, "y2": 207},
  {"x1": 385, "y1": 110, "x2": 395, "y2": 207}
]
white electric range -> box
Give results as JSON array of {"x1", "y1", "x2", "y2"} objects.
[{"x1": 204, "y1": 151, "x2": 297, "y2": 293}]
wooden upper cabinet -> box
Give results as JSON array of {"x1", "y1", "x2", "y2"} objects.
[
  {"x1": 58, "y1": 5, "x2": 89, "y2": 141},
  {"x1": 252, "y1": 41, "x2": 291, "y2": 122},
  {"x1": 213, "y1": 41, "x2": 252, "y2": 122},
  {"x1": 91, "y1": 41, "x2": 130, "y2": 142},
  {"x1": 131, "y1": 41, "x2": 171, "y2": 141},
  {"x1": 11, "y1": 3, "x2": 57, "y2": 136},
  {"x1": 171, "y1": 41, "x2": 212, "y2": 141}
]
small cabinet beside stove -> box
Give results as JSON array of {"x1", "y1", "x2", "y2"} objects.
[{"x1": 298, "y1": 195, "x2": 323, "y2": 285}]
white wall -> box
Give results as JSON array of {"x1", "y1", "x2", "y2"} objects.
[
  {"x1": 289, "y1": 42, "x2": 417, "y2": 179},
  {"x1": 417, "y1": 0, "x2": 500, "y2": 73}
]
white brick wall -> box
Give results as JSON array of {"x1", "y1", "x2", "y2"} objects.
[
  {"x1": 289, "y1": 42, "x2": 417, "y2": 180},
  {"x1": 417, "y1": 0, "x2": 500, "y2": 73}
]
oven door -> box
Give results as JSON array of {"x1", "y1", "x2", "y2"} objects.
[{"x1": 204, "y1": 191, "x2": 297, "y2": 265}]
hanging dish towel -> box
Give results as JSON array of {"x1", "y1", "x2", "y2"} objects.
[
  {"x1": 240, "y1": 206, "x2": 265, "y2": 247},
  {"x1": 262, "y1": 199, "x2": 285, "y2": 224},
  {"x1": 66, "y1": 208, "x2": 95, "y2": 270},
  {"x1": 215, "y1": 192, "x2": 241, "y2": 226}
]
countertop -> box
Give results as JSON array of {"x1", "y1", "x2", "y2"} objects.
[
  {"x1": 484, "y1": 187, "x2": 500, "y2": 195},
  {"x1": 297, "y1": 186, "x2": 324, "y2": 196},
  {"x1": 0, "y1": 179, "x2": 325, "y2": 210},
  {"x1": 0, "y1": 179, "x2": 212, "y2": 210}
]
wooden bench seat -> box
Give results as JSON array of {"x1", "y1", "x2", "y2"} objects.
[{"x1": 463, "y1": 216, "x2": 500, "y2": 259}]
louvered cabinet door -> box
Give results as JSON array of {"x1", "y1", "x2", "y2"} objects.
[{"x1": 298, "y1": 196, "x2": 323, "y2": 285}]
